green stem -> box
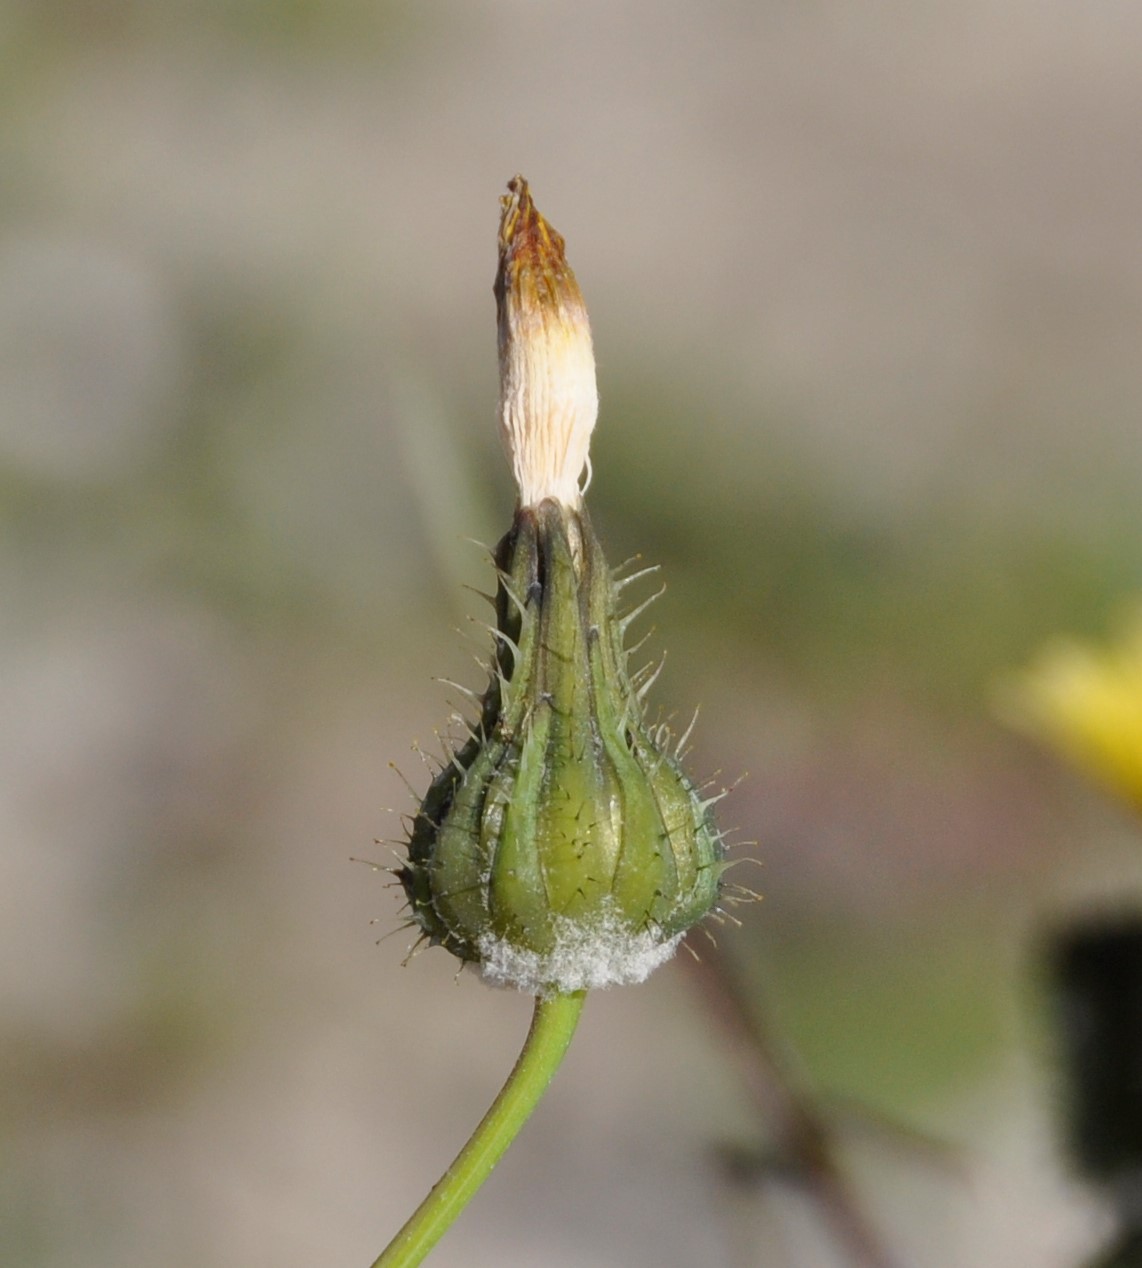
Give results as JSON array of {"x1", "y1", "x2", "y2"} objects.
[{"x1": 371, "y1": 989, "x2": 587, "y2": 1268}]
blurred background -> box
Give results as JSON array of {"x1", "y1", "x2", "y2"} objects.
[{"x1": 3, "y1": 2, "x2": 1141, "y2": 1265}]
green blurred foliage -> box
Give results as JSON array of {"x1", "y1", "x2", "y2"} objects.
[{"x1": 594, "y1": 373, "x2": 1140, "y2": 716}]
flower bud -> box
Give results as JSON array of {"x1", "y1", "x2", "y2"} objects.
[{"x1": 398, "y1": 179, "x2": 724, "y2": 994}]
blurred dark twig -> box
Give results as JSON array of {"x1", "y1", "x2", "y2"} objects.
[{"x1": 683, "y1": 945, "x2": 905, "y2": 1268}]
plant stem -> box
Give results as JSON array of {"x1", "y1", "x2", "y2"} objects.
[{"x1": 371, "y1": 989, "x2": 587, "y2": 1268}]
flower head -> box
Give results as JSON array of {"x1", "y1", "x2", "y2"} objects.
[
  {"x1": 998, "y1": 605, "x2": 1142, "y2": 813},
  {"x1": 398, "y1": 179, "x2": 724, "y2": 995}
]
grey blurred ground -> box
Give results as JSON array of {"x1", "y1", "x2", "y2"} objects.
[{"x1": 2, "y1": 2, "x2": 1141, "y2": 1265}]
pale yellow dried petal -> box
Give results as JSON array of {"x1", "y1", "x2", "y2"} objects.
[{"x1": 495, "y1": 176, "x2": 597, "y2": 509}]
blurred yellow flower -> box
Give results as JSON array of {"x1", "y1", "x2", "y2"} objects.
[{"x1": 999, "y1": 606, "x2": 1142, "y2": 813}]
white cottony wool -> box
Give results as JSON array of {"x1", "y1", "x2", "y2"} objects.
[{"x1": 476, "y1": 907, "x2": 683, "y2": 995}]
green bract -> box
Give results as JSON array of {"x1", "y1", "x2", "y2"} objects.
[{"x1": 400, "y1": 498, "x2": 724, "y2": 994}]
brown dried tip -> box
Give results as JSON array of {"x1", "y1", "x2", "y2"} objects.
[{"x1": 495, "y1": 176, "x2": 598, "y2": 509}]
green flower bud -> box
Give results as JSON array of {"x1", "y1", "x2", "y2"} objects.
[
  {"x1": 401, "y1": 499, "x2": 723, "y2": 993},
  {"x1": 397, "y1": 178, "x2": 724, "y2": 994}
]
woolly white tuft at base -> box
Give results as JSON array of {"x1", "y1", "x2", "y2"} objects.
[{"x1": 476, "y1": 909, "x2": 684, "y2": 995}]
